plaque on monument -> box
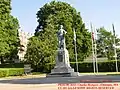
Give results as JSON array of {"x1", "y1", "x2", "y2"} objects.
[{"x1": 46, "y1": 25, "x2": 79, "y2": 77}]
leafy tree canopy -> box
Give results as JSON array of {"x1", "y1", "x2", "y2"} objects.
[
  {"x1": 25, "y1": 1, "x2": 92, "y2": 70},
  {"x1": 96, "y1": 27, "x2": 120, "y2": 60},
  {"x1": 0, "y1": 0, "x2": 19, "y2": 63}
]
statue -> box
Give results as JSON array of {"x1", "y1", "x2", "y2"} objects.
[
  {"x1": 57, "y1": 25, "x2": 67, "y2": 49},
  {"x1": 46, "y1": 25, "x2": 79, "y2": 77}
]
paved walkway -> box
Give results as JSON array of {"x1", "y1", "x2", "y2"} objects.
[
  {"x1": 0, "y1": 84, "x2": 57, "y2": 90},
  {"x1": 0, "y1": 75, "x2": 120, "y2": 90}
]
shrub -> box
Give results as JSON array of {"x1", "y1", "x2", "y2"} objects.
[
  {"x1": 0, "y1": 69, "x2": 9, "y2": 77},
  {"x1": 8, "y1": 68, "x2": 24, "y2": 76},
  {"x1": 0, "y1": 68, "x2": 24, "y2": 77},
  {"x1": 43, "y1": 60, "x2": 120, "y2": 73},
  {"x1": 0, "y1": 63, "x2": 24, "y2": 68},
  {"x1": 71, "y1": 61, "x2": 120, "y2": 72}
]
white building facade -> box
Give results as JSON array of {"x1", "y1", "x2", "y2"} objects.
[{"x1": 17, "y1": 30, "x2": 33, "y2": 62}]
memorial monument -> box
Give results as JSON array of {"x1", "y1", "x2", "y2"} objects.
[{"x1": 47, "y1": 25, "x2": 79, "y2": 77}]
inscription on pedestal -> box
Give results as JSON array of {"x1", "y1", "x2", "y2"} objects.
[{"x1": 58, "y1": 51, "x2": 63, "y2": 62}]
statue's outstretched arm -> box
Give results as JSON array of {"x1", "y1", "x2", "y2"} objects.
[{"x1": 64, "y1": 30, "x2": 67, "y2": 34}]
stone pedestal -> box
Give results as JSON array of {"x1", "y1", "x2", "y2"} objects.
[{"x1": 46, "y1": 48, "x2": 79, "y2": 77}]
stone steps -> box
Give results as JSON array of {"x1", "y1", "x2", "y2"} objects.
[
  {"x1": 46, "y1": 73, "x2": 71, "y2": 77},
  {"x1": 46, "y1": 72, "x2": 79, "y2": 77}
]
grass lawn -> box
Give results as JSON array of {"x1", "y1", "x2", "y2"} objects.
[
  {"x1": 0, "y1": 72, "x2": 120, "y2": 80},
  {"x1": 80, "y1": 72, "x2": 120, "y2": 75},
  {"x1": 31, "y1": 72, "x2": 120, "y2": 76}
]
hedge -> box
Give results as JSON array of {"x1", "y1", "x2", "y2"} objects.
[
  {"x1": 0, "y1": 68, "x2": 24, "y2": 77},
  {"x1": 45, "y1": 60, "x2": 120, "y2": 73},
  {"x1": 0, "y1": 63, "x2": 24, "y2": 68}
]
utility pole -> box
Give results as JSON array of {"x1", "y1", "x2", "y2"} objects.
[
  {"x1": 73, "y1": 29, "x2": 78, "y2": 72},
  {"x1": 90, "y1": 23, "x2": 96, "y2": 73},
  {"x1": 112, "y1": 24, "x2": 118, "y2": 72}
]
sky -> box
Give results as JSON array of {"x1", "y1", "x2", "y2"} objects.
[{"x1": 11, "y1": 0, "x2": 120, "y2": 37}]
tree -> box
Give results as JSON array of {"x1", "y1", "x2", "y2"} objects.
[
  {"x1": 25, "y1": 1, "x2": 92, "y2": 71},
  {"x1": 96, "y1": 27, "x2": 120, "y2": 60},
  {"x1": 0, "y1": 0, "x2": 20, "y2": 63},
  {"x1": 25, "y1": 36, "x2": 55, "y2": 72}
]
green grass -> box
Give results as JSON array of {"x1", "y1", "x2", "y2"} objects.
[
  {"x1": 80, "y1": 72, "x2": 120, "y2": 75},
  {"x1": 32, "y1": 72, "x2": 120, "y2": 76},
  {"x1": 0, "y1": 68, "x2": 24, "y2": 77},
  {"x1": 32, "y1": 72, "x2": 45, "y2": 75}
]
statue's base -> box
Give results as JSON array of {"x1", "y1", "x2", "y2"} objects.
[
  {"x1": 46, "y1": 66, "x2": 79, "y2": 77},
  {"x1": 46, "y1": 72, "x2": 79, "y2": 77}
]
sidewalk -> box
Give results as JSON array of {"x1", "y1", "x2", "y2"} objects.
[{"x1": 0, "y1": 83, "x2": 57, "y2": 90}]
